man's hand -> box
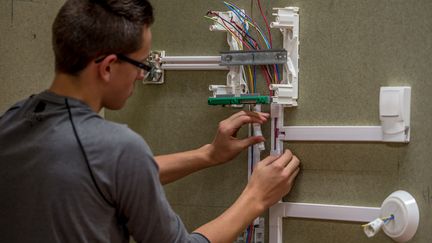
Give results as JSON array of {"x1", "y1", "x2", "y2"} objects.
[
  {"x1": 244, "y1": 149, "x2": 300, "y2": 210},
  {"x1": 155, "y1": 111, "x2": 269, "y2": 184},
  {"x1": 207, "y1": 111, "x2": 270, "y2": 165},
  {"x1": 194, "y1": 149, "x2": 300, "y2": 243}
]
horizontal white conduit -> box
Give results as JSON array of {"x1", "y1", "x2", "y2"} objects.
[
  {"x1": 280, "y1": 126, "x2": 384, "y2": 142},
  {"x1": 269, "y1": 202, "x2": 381, "y2": 243},
  {"x1": 270, "y1": 202, "x2": 380, "y2": 222},
  {"x1": 159, "y1": 56, "x2": 227, "y2": 70},
  {"x1": 160, "y1": 56, "x2": 221, "y2": 63},
  {"x1": 161, "y1": 64, "x2": 228, "y2": 70}
]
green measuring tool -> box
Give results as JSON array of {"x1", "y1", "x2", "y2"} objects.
[{"x1": 208, "y1": 95, "x2": 271, "y2": 106}]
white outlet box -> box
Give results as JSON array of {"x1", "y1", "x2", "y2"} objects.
[{"x1": 380, "y1": 190, "x2": 419, "y2": 242}]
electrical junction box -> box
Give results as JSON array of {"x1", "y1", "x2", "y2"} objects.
[
  {"x1": 380, "y1": 190, "x2": 419, "y2": 242},
  {"x1": 379, "y1": 87, "x2": 411, "y2": 142}
]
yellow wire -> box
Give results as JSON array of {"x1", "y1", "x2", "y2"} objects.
[
  {"x1": 244, "y1": 20, "x2": 270, "y2": 49},
  {"x1": 247, "y1": 65, "x2": 254, "y2": 93}
]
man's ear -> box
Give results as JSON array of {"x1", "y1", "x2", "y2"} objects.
[{"x1": 97, "y1": 54, "x2": 118, "y2": 82}]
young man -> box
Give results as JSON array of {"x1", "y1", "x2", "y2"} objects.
[{"x1": 0, "y1": 0, "x2": 300, "y2": 242}]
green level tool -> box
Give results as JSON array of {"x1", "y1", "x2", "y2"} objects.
[{"x1": 208, "y1": 95, "x2": 271, "y2": 106}]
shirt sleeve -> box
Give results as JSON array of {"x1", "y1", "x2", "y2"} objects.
[
  {"x1": 191, "y1": 232, "x2": 211, "y2": 243},
  {"x1": 113, "y1": 131, "x2": 210, "y2": 243}
]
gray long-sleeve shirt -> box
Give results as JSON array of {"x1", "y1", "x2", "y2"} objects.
[{"x1": 0, "y1": 91, "x2": 209, "y2": 243}]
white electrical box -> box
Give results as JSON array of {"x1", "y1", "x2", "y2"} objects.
[
  {"x1": 381, "y1": 190, "x2": 419, "y2": 242},
  {"x1": 379, "y1": 86, "x2": 411, "y2": 142}
]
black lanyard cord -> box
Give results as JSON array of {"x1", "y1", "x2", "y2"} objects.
[{"x1": 65, "y1": 98, "x2": 115, "y2": 207}]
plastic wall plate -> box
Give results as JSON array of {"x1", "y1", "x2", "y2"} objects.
[{"x1": 380, "y1": 190, "x2": 419, "y2": 242}]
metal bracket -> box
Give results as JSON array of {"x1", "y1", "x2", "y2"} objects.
[
  {"x1": 220, "y1": 49, "x2": 287, "y2": 66},
  {"x1": 142, "y1": 50, "x2": 165, "y2": 84}
]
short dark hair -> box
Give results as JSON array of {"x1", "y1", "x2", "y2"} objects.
[{"x1": 52, "y1": 0, "x2": 154, "y2": 75}]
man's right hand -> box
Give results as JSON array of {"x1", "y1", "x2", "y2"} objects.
[
  {"x1": 193, "y1": 149, "x2": 300, "y2": 243},
  {"x1": 243, "y1": 149, "x2": 300, "y2": 210}
]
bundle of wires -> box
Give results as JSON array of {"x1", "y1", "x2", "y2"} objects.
[
  {"x1": 246, "y1": 224, "x2": 254, "y2": 243},
  {"x1": 205, "y1": 0, "x2": 283, "y2": 96}
]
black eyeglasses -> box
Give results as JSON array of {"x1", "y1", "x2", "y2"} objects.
[
  {"x1": 116, "y1": 54, "x2": 152, "y2": 72},
  {"x1": 95, "y1": 54, "x2": 152, "y2": 72}
]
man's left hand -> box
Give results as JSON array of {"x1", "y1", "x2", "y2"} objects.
[{"x1": 207, "y1": 111, "x2": 270, "y2": 165}]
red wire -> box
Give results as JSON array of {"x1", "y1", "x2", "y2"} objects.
[
  {"x1": 273, "y1": 64, "x2": 278, "y2": 82},
  {"x1": 231, "y1": 21, "x2": 260, "y2": 49},
  {"x1": 248, "y1": 224, "x2": 254, "y2": 243},
  {"x1": 264, "y1": 66, "x2": 274, "y2": 83},
  {"x1": 212, "y1": 12, "x2": 253, "y2": 50},
  {"x1": 220, "y1": 18, "x2": 252, "y2": 50},
  {"x1": 260, "y1": 66, "x2": 273, "y2": 96},
  {"x1": 257, "y1": 0, "x2": 273, "y2": 48}
]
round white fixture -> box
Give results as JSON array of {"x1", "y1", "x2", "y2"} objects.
[{"x1": 380, "y1": 190, "x2": 419, "y2": 242}]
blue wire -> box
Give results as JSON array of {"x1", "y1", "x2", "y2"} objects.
[
  {"x1": 213, "y1": 13, "x2": 252, "y2": 48},
  {"x1": 224, "y1": 2, "x2": 248, "y2": 21},
  {"x1": 384, "y1": 215, "x2": 395, "y2": 224},
  {"x1": 224, "y1": 3, "x2": 245, "y2": 21},
  {"x1": 275, "y1": 64, "x2": 281, "y2": 82},
  {"x1": 245, "y1": 225, "x2": 250, "y2": 243},
  {"x1": 223, "y1": 3, "x2": 258, "y2": 49},
  {"x1": 224, "y1": 1, "x2": 270, "y2": 49}
]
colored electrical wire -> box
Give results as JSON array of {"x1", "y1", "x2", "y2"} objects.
[
  {"x1": 361, "y1": 215, "x2": 394, "y2": 228},
  {"x1": 221, "y1": 13, "x2": 260, "y2": 50},
  {"x1": 257, "y1": 0, "x2": 273, "y2": 48},
  {"x1": 247, "y1": 65, "x2": 254, "y2": 93},
  {"x1": 221, "y1": 19, "x2": 251, "y2": 50},
  {"x1": 245, "y1": 225, "x2": 250, "y2": 243},
  {"x1": 221, "y1": 2, "x2": 274, "y2": 50},
  {"x1": 207, "y1": 3, "x2": 281, "y2": 95},
  {"x1": 275, "y1": 64, "x2": 281, "y2": 82},
  {"x1": 225, "y1": 1, "x2": 270, "y2": 48},
  {"x1": 248, "y1": 224, "x2": 254, "y2": 243},
  {"x1": 266, "y1": 64, "x2": 277, "y2": 84},
  {"x1": 206, "y1": 12, "x2": 253, "y2": 50},
  {"x1": 225, "y1": 1, "x2": 280, "y2": 86},
  {"x1": 223, "y1": 3, "x2": 255, "y2": 44},
  {"x1": 256, "y1": 0, "x2": 281, "y2": 85},
  {"x1": 382, "y1": 215, "x2": 395, "y2": 224},
  {"x1": 222, "y1": 3, "x2": 264, "y2": 50},
  {"x1": 231, "y1": 21, "x2": 260, "y2": 49},
  {"x1": 204, "y1": 15, "x2": 242, "y2": 48},
  {"x1": 224, "y1": 1, "x2": 271, "y2": 48},
  {"x1": 260, "y1": 66, "x2": 273, "y2": 95}
]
